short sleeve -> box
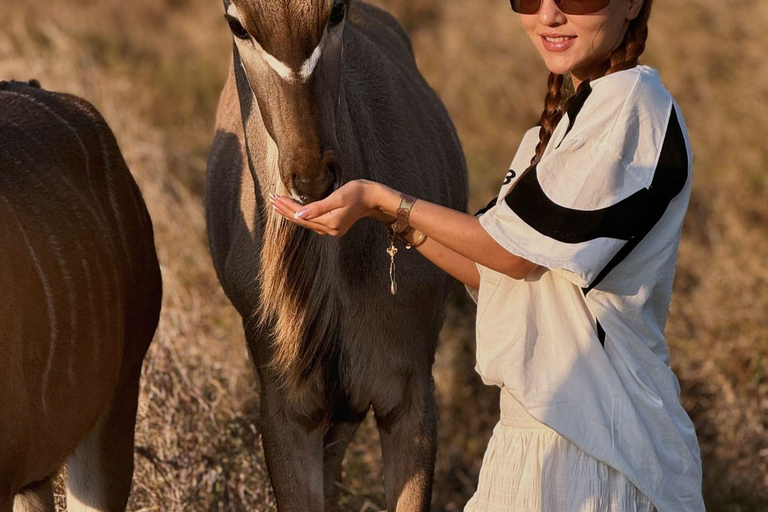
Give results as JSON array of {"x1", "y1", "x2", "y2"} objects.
[
  {"x1": 480, "y1": 97, "x2": 689, "y2": 291},
  {"x1": 480, "y1": 139, "x2": 652, "y2": 289}
]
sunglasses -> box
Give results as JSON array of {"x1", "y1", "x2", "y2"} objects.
[{"x1": 510, "y1": 0, "x2": 611, "y2": 15}]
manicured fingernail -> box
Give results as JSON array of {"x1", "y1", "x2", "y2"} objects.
[{"x1": 294, "y1": 209, "x2": 308, "y2": 219}]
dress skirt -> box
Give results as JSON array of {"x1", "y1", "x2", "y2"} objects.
[{"x1": 464, "y1": 388, "x2": 658, "y2": 512}]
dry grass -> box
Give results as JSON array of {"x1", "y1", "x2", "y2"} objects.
[{"x1": 1, "y1": 0, "x2": 766, "y2": 510}]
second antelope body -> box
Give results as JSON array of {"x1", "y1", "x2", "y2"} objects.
[{"x1": 0, "y1": 81, "x2": 162, "y2": 512}]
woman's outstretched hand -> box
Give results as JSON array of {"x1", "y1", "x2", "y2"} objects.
[{"x1": 270, "y1": 180, "x2": 394, "y2": 236}]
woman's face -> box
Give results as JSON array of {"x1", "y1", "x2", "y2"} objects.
[{"x1": 520, "y1": 0, "x2": 644, "y2": 86}]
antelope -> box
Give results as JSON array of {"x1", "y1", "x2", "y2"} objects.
[
  {"x1": 206, "y1": 1, "x2": 467, "y2": 510},
  {"x1": 0, "y1": 80, "x2": 162, "y2": 512}
]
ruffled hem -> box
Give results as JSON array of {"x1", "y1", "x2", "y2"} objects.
[{"x1": 464, "y1": 391, "x2": 657, "y2": 512}]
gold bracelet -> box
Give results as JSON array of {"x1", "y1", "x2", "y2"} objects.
[{"x1": 405, "y1": 231, "x2": 427, "y2": 250}]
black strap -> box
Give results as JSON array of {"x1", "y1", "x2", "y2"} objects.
[
  {"x1": 557, "y1": 82, "x2": 593, "y2": 147},
  {"x1": 596, "y1": 320, "x2": 606, "y2": 347}
]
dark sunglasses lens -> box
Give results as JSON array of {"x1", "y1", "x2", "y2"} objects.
[
  {"x1": 557, "y1": 0, "x2": 611, "y2": 14},
  {"x1": 511, "y1": 0, "x2": 542, "y2": 14},
  {"x1": 511, "y1": 0, "x2": 611, "y2": 15}
]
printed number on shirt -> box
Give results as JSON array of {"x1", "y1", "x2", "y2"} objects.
[{"x1": 502, "y1": 169, "x2": 517, "y2": 186}]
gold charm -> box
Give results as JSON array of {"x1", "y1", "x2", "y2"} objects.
[
  {"x1": 386, "y1": 230, "x2": 398, "y2": 295},
  {"x1": 387, "y1": 242, "x2": 398, "y2": 295}
]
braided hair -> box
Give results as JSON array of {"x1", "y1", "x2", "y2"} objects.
[{"x1": 530, "y1": 0, "x2": 654, "y2": 166}]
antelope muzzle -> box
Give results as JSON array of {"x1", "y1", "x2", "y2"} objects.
[{"x1": 284, "y1": 148, "x2": 339, "y2": 203}]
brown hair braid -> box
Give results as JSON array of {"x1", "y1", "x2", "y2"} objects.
[{"x1": 530, "y1": 0, "x2": 654, "y2": 167}]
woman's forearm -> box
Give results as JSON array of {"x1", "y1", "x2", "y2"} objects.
[
  {"x1": 401, "y1": 231, "x2": 481, "y2": 289},
  {"x1": 370, "y1": 183, "x2": 537, "y2": 280}
]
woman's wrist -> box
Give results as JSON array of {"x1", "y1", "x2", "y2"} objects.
[
  {"x1": 360, "y1": 181, "x2": 426, "y2": 247},
  {"x1": 360, "y1": 180, "x2": 400, "y2": 221},
  {"x1": 367, "y1": 182, "x2": 401, "y2": 218}
]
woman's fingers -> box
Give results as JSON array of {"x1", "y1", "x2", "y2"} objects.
[
  {"x1": 270, "y1": 196, "x2": 332, "y2": 234},
  {"x1": 271, "y1": 195, "x2": 343, "y2": 228},
  {"x1": 275, "y1": 209, "x2": 328, "y2": 235},
  {"x1": 269, "y1": 194, "x2": 301, "y2": 213},
  {"x1": 270, "y1": 194, "x2": 331, "y2": 220},
  {"x1": 293, "y1": 194, "x2": 342, "y2": 221},
  {"x1": 269, "y1": 193, "x2": 364, "y2": 238}
]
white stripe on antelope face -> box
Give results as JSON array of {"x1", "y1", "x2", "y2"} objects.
[
  {"x1": 298, "y1": 33, "x2": 326, "y2": 82},
  {"x1": 227, "y1": 3, "x2": 327, "y2": 84}
]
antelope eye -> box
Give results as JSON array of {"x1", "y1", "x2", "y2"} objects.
[
  {"x1": 329, "y1": 1, "x2": 346, "y2": 26},
  {"x1": 225, "y1": 15, "x2": 250, "y2": 40}
]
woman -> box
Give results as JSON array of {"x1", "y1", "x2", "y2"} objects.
[{"x1": 271, "y1": 0, "x2": 705, "y2": 510}]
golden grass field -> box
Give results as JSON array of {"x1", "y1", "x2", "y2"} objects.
[{"x1": 1, "y1": 0, "x2": 767, "y2": 510}]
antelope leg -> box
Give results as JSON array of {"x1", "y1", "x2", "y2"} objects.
[
  {"x1": 375, "y1": 377, "x2": 437, "y2": 512},
  {"x1": 322, "y1": 414, "x2": 366, "y2": 512},
  {"x1": 66, "y1": 363, "x2": 143, "y2": 512},
  {"x1": 260, "y1": 392, "x2": 325, "y2": 512},
  {"x1": 12, "y1": 477, "x2": 54, "y2": 512}
]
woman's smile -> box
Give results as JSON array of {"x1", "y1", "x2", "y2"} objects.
[{"x1": 540, "y1": 32, "x2": 577, "y2": 52}]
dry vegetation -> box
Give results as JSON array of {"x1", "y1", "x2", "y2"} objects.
[{"x1": 1, "y1": 0, "x2": 766, "y2": 510}]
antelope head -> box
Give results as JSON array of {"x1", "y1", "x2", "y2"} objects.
[{"x1": 225, "y1": 0, "x2": 348, "y2": 204}]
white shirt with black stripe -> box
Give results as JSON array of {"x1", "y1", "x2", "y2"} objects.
[{"x1": 472, "y1": 66, "x2": 704, "y2": 512}]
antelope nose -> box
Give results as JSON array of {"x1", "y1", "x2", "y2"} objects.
[
  {"x1": 291, "y1": 152, "x2": 339, "y2": 202},
  {"x1": 292, "y1": 171, "x2": 335, "y2": 202}
]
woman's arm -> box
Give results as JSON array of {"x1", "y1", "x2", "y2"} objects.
[
  {"x1": 273, "y1": 192, "x2": 483, "y2": 287},
  {"x1": 270, "y1": 180, "x2": 538, "y2": 281},
  {"x1": 400, "y1": 231, "x2": 482, "y2": 289},
  {"x1": 372, "y1": 184, "x2": 538, "y2": 280}
]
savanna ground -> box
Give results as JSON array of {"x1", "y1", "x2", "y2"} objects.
[{"x1": 1, "y1": 0, "x2": 767, "y2": 510}]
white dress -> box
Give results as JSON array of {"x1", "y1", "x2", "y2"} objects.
[
  {"x1": 464, "y1": 66, "x2": 704, "y2": 512},
  {"x1": 464, "y1": 390, "x2": 657, "y2": 512}
]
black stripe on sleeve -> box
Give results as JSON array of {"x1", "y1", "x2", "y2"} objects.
[
  {"x1": 503, "y1": 167, "x2": 650, "y2": 243},
  {"x1": 584, "y1": 107, "x2": 689, "y2": 292},
  {"x1": 474, "y1": 196, "x2": 498, "y2": 217},
  {"x1": 503, "y1": 107, "x2": 688, "y2": 249}
]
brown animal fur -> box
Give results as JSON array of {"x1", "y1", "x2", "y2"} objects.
[{"x1": 0, "y1": 81, "x2": 162, "y2": 512}]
